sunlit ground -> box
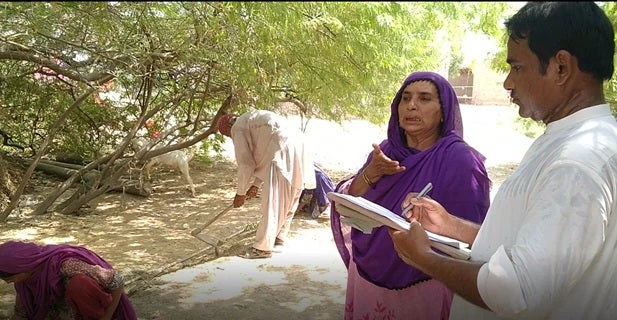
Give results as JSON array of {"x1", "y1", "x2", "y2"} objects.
[{"x1": 131, "y1": 219, "x2": 348, "y2": 319}]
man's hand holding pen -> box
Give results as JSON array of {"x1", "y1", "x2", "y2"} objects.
[
  {"x1": 401, "y1": 190, "x2": 453, "y2": 238},
  {"x1": 401, "y1": 182, "x2": 433, "y2": 217},
  {"x1": 390, "y1": 184, "x2": 452, "y2": 269}
]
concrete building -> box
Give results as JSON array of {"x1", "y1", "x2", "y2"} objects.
[
  {"x1": 449, "y1": 31, "x2": 511, "y2": 106},
  {"x1": 449, "y1": 62, "x2": 510, "y2": 106}
]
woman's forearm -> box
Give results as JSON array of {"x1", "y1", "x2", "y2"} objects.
[
  {"x1": 348, "y1": 173, "x2": 371, "y2": 196},
  {"x1": 100, "y1": 286, "x2": 124, "y2": 320}
]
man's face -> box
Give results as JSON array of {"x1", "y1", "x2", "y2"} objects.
[{"x1": 503, "y1": 38, "x2": 559, "y2": 123}]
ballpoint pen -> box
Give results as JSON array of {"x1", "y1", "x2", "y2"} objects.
[{"x1": 401, "y1": 182, "x2": 433, "y2": 217}]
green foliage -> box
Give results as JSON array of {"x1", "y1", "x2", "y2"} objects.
[
  {"x1": 0, "y1": 2, "x2": 512, "y2": 161},
  {"x1": 514, "y1": 116, "x2": 545, "y2": 139},
  {"x1": 195, "y1": 134, "x2": 227, "y2": 166},
  {"x1": 448, "y1": 53, "x2": 464, "y2": 79},
  {"x1": 484, "y1": 2, "x2": 617, "y2": 120},
  {"x1": 602, "y1": 2, "x2": 617, "y2": 117}
]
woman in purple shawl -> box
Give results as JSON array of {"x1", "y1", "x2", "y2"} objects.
[
  {"x1": 0, "y1": 241, "x2": 137, "y2": 320},
  {"x1": 330, "y1": 71, "x2": 490, "y2": 319}
]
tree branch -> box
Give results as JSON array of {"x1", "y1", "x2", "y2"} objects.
[
  {"x1": 0, "y1": 73, "x2": 114, "y2": 221},
  {"x1": 0, "y1": 129, "x2": 25, "y2": 150},
  {"x1": 0, "y1": 50, "x2": 112, "y2": 84}
]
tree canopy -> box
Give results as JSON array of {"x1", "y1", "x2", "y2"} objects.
[
  {"x1": 485, "y1": 2, "x2": 617, "y2": 116},
  {"x1": 19, "y1": 2, "x2": 617, "y2": 217},
  {"x1": 0, "y1": 2, "x2": 510, "y2": 159}
]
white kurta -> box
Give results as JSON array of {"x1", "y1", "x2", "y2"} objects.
[
  {"x1": 451, "y1": 105, "x2": 617, "y2": 320},
  {"x1": 230, "y1": 110, "x2": 316, "y2": 251}
]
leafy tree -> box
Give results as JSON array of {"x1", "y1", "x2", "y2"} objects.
[
  {"x1": 0, "y1": 2, "x2": 507, "y2": 218},
  {"x1": 485, "y1": 2, "x2": 617, "y2": 118},
  {"x1": 602, "y1": 1, "x2": 617, "y2": 116}
]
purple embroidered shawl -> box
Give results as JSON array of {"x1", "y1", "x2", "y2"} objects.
[
  {"x1": 0, "y1": 241, "x2": 137, "y2": 320},
  {"x1": 330, "y1": 71, "x2": 491, "y2": 289}
]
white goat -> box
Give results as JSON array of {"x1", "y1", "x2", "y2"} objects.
[{"x1": 131, "y1": 137, "x2": 196, "y2": 196}]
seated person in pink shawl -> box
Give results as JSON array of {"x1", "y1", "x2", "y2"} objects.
[
  {"x1": 0, "y1": 241, "x2": 137, "y2": 320},
  {"x1": 330, "y1": 71, "x2": 491, "y2": 319}
]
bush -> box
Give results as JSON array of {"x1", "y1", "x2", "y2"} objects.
[{"x1": 514, "y1": 116, "x2": 545, "y2": 138}]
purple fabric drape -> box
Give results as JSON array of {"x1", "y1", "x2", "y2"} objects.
[
  {"x1": 314, "y1": 165, "x2": 335, "y2": 208},
  {"x1": 0, "y1": 241, "x2": 137, "y2": 320},
  {"x1": 330, "y1": 71, "x2": 491, "y2": 289}
]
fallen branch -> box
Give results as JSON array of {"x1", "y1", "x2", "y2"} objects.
[
  {"x1": 39, "y1": 159, "x2": 86, "y2": 171},
  {"x1": 125, "y1": 246, "x2": 213, "y2": 295},
  {"x1": 125, "y1": 223, "x2": 258, "y2": 296}
]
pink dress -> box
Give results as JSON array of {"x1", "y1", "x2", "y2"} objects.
[
  {"x1": 345, "y1": 258, "x2": 453, "y2": 320},
  {"x1": 337, "y1": 180, "x2": 454, "y2": 320}
]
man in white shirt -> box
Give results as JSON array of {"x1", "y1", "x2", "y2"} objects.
[
  {"x1": 389, "y1": 2, "x2": 617, "y2": 319},
  {"x1": 217, "y1": 110, "x2": 315, "y2": 259}
]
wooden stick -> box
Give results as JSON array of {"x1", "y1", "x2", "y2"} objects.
[{"x1": 190, "y1": 204, "x2": 234, "y2": 236}]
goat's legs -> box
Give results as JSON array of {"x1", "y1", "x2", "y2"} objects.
[
  {"x1": 143, "y1": 161, "x2": 154, "y2": 181},
  {"x1": 179, "y1": 164, "x2": 196, "y2": 196}
]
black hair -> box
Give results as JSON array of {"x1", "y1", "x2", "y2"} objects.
[
  {"x1": 0, "y1": 270, "x2": 15, "y2": 278},
  {"x1": 505, "y1": 2, "x2": 615, "y2": 81}
]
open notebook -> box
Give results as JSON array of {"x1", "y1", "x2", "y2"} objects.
[{"x1": 327, "y1": 192, "x2": 471, "y2": 260}]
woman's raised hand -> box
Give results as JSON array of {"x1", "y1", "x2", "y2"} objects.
[{"x1": 364, "y1": 143, "x2": 406, "y2": 183}]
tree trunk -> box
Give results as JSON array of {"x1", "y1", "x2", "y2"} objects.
[
  {"x1": 0, "y1": 77, "x2": 112, "y2": 222},
  {"x1": 59, "y1": 185, "x2": 111, "y2": 215},
  {"x1": 54, "y1": 184, "x2": 88, "y2": 213},
  {"x1": 23, "y1": 92, "x2": 230, "y2": 217},
  {"x1": 29, "y1": 158, "x2": 150, "y2": 215},
  {"x1": 113, "y1": 180, "x2": 152, "y2": 197},
  {"x1": 39, "y1": 159, "x2": 87, "y2": 171},
  {"x1": 34, "y1": 161, "x2": 81, "y2": 179},
  {"x1": 30, "y1": 156, "x2": 109, "y2": 216},
  {"x1": 58, "y1": 159, "x2": 135, "y2": 215}
]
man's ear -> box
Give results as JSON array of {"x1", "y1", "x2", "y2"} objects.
[{"x1": 553, "y1": 50, "x2": 573, "y2": 85}]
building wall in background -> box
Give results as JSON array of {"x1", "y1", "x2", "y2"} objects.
[
  {"x1": 449, "y1": 68, "x2": 474, "y2": 104},
  {"x1": 449, "y1": 62, "x2": 510, "y2": 106},
  {"x1": 471, "y1": 62, "x2": 510, "y2": 106}
]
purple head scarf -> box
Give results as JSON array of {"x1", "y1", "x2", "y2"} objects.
[
  {"x1": 330, "y1": 71, "x2": 491, "y2": 289},
  {"x1": 0, "y1": 241, "x2": 137, "y2": 320}
]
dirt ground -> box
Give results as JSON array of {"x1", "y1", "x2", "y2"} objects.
[
  {"x1": 0, "y1": 158, "x2": 519, "y2": 320},
  {"x1": 0, "y1": 157, "x2": 352, "y2": 318},
  {"x1": 0, "y1": 105, "x2": 532, "y2": 319}
]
